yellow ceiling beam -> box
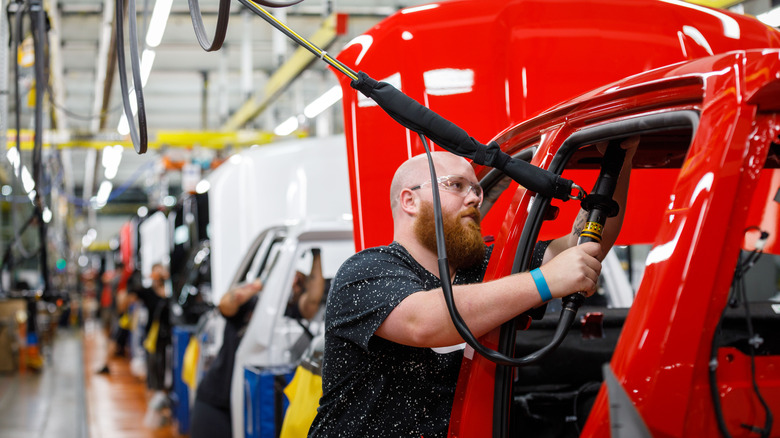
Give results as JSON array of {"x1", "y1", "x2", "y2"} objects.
[
  {"x1": 684, "y1": 0, "x2": 743, "y2": 9},
  {"x1": 4, "y1": 129, "x2": 276, "y2": 150},
  {"x1": 221, "y1": 13, "x2": 344, "y2": 131}
]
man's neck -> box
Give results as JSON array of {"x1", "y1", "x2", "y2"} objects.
[{"x1": 394, "y1": 237, "x2": 456, "y2": 280}]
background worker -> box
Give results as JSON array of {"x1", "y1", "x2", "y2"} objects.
[{"x1": 192, "y1": 247, "x2": 326, "y2": 438}]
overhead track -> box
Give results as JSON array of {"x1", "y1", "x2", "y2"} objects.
[
  {"x1": 2, "y1": 129, "x2": 275, "y2": 150},
  {"x1": 221, "y1": 11, "x2": 347, "y2": 131}
]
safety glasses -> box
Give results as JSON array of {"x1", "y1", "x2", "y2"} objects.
[{"x1": 410, "y1": 175, "x2": 483, "y2": 207}]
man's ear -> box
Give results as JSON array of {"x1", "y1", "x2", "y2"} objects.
[{"x1": 399, "y1": 188, "x2": 419, "y2": 215}]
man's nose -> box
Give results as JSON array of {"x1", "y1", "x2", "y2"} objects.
[{"x1": 464, "y1": 188, "x2": 481, "y2": 207}]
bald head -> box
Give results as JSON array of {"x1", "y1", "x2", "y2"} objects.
[{"x1": 390, "y1": 151, "x2": 474, "y2": 213}]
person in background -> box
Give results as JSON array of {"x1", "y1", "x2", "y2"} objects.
[
  {"x1": 129, "y1": 263, "x2": 170, "y2": 392},
  {"x1": 309, "y1": 140, "x2": 637, "y2": 437},
  {"x1": 191, "y1": 247, "x2": 326, "y2": 438},
  {"x1": 285, "y1": 248, "x2": 325, "y2": 320}
]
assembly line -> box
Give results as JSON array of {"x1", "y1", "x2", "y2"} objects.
[{"x1": 1, "y1": 1, "x2": 779, "y2": 437}]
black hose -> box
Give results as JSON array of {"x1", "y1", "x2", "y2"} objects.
[
  {"x1": 30, "y1": 0, "x2": 49, "y2": 294},
  {"x1": 422, "y1": 134, "x2": 626, "y2": 367},
  {"x1": 115, "y1": 0, "x2": 148, "y2": 154},
  {"x1": 187, "y1": 0, "x2": 231, "y2": 52}
]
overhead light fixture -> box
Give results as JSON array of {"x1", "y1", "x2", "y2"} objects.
[
  {"x1": 6, "y1": 147, "x2": 20, "y2": 172},
  {"x1": 117, "y1": 90, "x2": 138, "y2": 135},
  {"x1": 21, "y1": 166, "x2": 35, "y2": 194},
  {"x1": 41, "y1": 207, "x2": 52, "y2": 223},
  {"x1": 146, "y1": 0, "x2": 173, "y2": 48},
  {"x1": 274, "y1": 116, "x2": 299, "y2": 136},
  {"x1": 140, "y1": 50, "x2": 156, "y2": 87},
  {"x1": 81, "y1": 228, "x2": 98, "y2": 248},
  {"x1": 102, "y1": 145, "x2": 124, "y2": 180},
  {"x1": 95, "y1": 181, "x2": 113, "y2": 207},
  {"x1": 117, "y1": 0, "x2": 167, "y2": 136},
  {"x1": 304, "y1": 86, "x2": 343, "y2": 118}
]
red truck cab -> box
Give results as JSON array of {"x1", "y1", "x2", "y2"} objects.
[{"x1": 335, "y1": 1, "x2": 780, "y2": 436}]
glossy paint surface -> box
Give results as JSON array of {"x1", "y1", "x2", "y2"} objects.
[
  {"x1": 333, "y1": 1, "x2": 780, "y2": 437},
  {"x1": 452, "y1": 52, "x2": 780, "y2": 437},
  {"x1": 336, "y1": 0, "x2": 780, "y2": 251}
]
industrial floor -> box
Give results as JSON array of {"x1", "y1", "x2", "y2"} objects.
[{"x1": 0, "y1": 320, "x2": 180, "y2": 438}]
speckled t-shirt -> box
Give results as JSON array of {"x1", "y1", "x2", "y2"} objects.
[{"x1": 308, "y1": 241, "x2": 491, "y2": 438}]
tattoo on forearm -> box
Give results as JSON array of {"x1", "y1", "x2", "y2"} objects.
[{"x1": 572, "y1": 211, "x2": 587, "y2": 237}]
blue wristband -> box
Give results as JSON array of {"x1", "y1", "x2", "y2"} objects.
[{"x1": 530, "y1": 268, "x2": 552, "y2": 302}]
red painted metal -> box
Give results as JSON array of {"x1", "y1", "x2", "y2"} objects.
[
  {"x1": 333, "y1": 1, "x2": 780, "y2": 437},
  {"x1": 336, "y1": 0, "x2": 780, "y2": 252}
]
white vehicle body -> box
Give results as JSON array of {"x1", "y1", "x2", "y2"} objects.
[
  {"x1": 205, "y1": 134, "x2": 351, "y2": 303},
  {"x1": 138, "y1": 210, "x2": 170, "y2": 287},
  {"x1": 229, "y1": 220, "x2": 354, "y2": 438},
  {"x1": 191, "y1": 134, "x2": 352, "y2": 438}
]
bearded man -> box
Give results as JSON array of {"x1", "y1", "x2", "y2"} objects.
[{"x1": 309, "y1": 145, "x2": 635, "y2": 437}]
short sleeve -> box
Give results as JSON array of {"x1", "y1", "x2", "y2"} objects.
[
  {"x1": 326, "y1": 248, "x2": 427, "y2": 351},
  {"x1": 530, "y1": 240, "x2": 552, "y2": 270}
]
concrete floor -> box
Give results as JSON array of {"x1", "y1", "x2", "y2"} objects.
[
  {"x1": 0, "y1": 328, "x2": 88, "y2": 438},
  {"x1": 0, "y1": 321, "x2": 179, "y2": 438}
]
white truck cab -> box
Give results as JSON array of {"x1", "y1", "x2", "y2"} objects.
[
  {"x1": 229, "y1": 219, "x2": 354, "y2": 438},
  {"x1": 193, "y1": 134, "x2": 353, "y2": 438}
]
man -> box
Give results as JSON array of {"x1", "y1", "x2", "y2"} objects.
[{"x1": 309, "y1": 139, "x2": 637, "y2": 437}]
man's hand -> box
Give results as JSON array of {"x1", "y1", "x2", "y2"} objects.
[{"x1": 538, "y1": 242, "x2": 602, "y2": 298}]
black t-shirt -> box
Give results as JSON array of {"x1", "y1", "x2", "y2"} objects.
[
  {"x1": 135, "y1": 287, "x2": 163, "y2": 335},
  {"x1": 195, "y1": 295, "x2": 258, "y2": 411},
  {"x1": 308, "y1": 242, "x2": 491, "y2": 438}
]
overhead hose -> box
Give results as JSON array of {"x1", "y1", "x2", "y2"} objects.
[
  {"x1": 187, "y1": 0, "x2": 231, "y2": 51},
  {"x1": 4, "y1": 0, "x2": 51, "y2": 292},
  {"x1": 9, "y1": 0, "x2": 33, "y2": 264},
  {"x1": 30, "y1": 0, "x2": 50, "y2": 294},
  {"x1": 115, "y1": 0, "x2": 148, "y2": 154},
  {"x1": 238, "y1": 0, "x2": 358, "y2": 81},
  {"x1": 428, "y1": 137, "x2": 626, "y2": 367}
]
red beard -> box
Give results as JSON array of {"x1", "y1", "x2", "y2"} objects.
[{"x1": 414, "y1": 201, "x2": 486, "y2": 271}]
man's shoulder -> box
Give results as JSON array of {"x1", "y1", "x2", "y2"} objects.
[
  {"x1": 333, "y1": 242, "x2": 420, "y2": 282},
  {"x1": 345, "y1": 242, "x2": 412, "y2": 265}
]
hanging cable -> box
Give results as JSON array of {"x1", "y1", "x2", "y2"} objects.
[
  {"x1": 29, "y1": 0, "x2": 50, "y2": 294},
  {"x1": 45, "y1": 80, "x2": 124, "y2": 121},
  {"x1": 187, "y1": 0, "x2": 232, "y2": 52},
  {"x1": 420, "y1": 134, "x2": 623, "y2": 366},
  {"x1": 710, "y1": 228, "x2": 773, "y2": 438},
  {"x1": 238, "y1": 0, "x2": 358, "y2": 81},
  {"x1": 115, "y1": 0, "x2": 148, "y2": 154}
]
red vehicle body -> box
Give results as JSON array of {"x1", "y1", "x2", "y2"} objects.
[{"x1": 335, "y1": 0, "x2": 780, "y2": 436}]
